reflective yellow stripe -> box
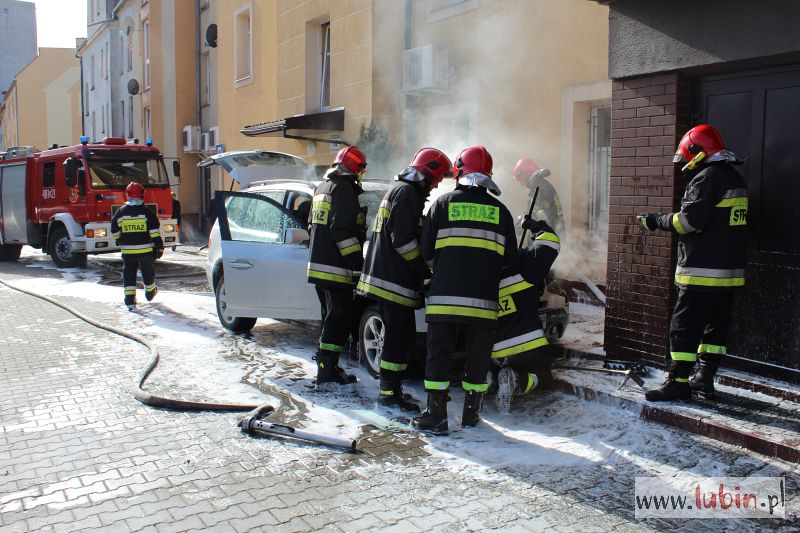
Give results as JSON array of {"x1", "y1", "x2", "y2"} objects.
[
  {"x1": 698, "y1": 344, "x2": 726, "y2": 354},
  {"x1": 435, "y1": 237, "x2": 504, "y2": 255},
  {"x1": 340, "y1": 243, "x2": 362, "y2": 256},
  {"x1": 425, "y1": 380, "x2": 449, "y2": 390},
  {"x1": 379, "y1": 389, "x2": 394, "y2": 396},
  {"x1": 670, "y1": 351, "x2": 697, "y2": 362},
  {"x1": 401, "y1": 248, "x2": 420, "y2": 261},
  {"x1": 319, "y1": 342, "x2": 343, "y2": 352},
  {"x1": 426, "y1": 304, "x2": 497, "y2": 320},
  {"x1": 672, "y1": 213, "x2": 688, "y2": 235},
  {"x1": 536, "y1": 232, "x2": 560, "y2": 244},
  {"x1": 492, "y1": 336, "x2": 549, "y2": 359},
  {"x1": 124, "y1": 290, "x2": 136, "y2": 296},
  {"x1": 462, "y1": 381, "x2": 488, "y2": 392},
  {"x1": 380, "y1": 360, "x2": 408, "y2": 372},
  {"x1": 308, "y1": 269, "x2": 354, "y2": 285},
  {"x1": 674, "y1": 377, "x2": 689, "y2": 383},
  {"x1": 716, "y1": 197, "x2": 748, "y2": 208},
  {"x1": 499, "y1": 281, "x2": 533, "y2": 297},
  {"x1": 357, "y1": 281, "x2": 419, "y2": 307},
  {"x1": 674, "y1": 275, "x2": 745, "y2": 287},
  {"x1": 121, "y1": 248, "x2": 154, "y2": 255},
  {"x1": 522, "y1": 373, "x2": 538, "y2": 394}
]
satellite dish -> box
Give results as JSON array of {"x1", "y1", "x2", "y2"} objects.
[
  {"x1": 205, "y1": 23, "x2": 217, "y2": 48},
  {"x1": 127, "y1": 79, "x2": 140, "y2": 95}
]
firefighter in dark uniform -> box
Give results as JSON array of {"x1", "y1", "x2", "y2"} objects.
[
  {"x1": 110, "y1": 182, "x2": 163, "y2": 309},
  {"x1": 412, "y1": 146, "x2": 518, "y2": 435},
  {"x1": 491, "y1": 217, "x2": 561, "y2": 413},
  {"x1": 357, "y1": 148, "x2": 452, "y2": 413},
  {"x1": 513, "y1": 158, "x2": 565, "y2": 238},
  {"x1": 307, "y1": 146, "x2": 368, "y2": 392},
  {"x1": 639, "y1": 124, "x2": 747, "y2": 401}
]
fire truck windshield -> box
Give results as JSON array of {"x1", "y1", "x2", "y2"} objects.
[{"x1": 86, "y1": 156, "x2": 169, "y2": 190}]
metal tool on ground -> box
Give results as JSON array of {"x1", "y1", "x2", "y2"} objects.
[
  {"x1": 556, "y1": 363, "x2": 646, "y2": 390},
  {"x1": 239, "y1": 403, "x2": 358, "y2": 452},
  {"x1": 518, "y1": 185, "x2": 541, "y2": 248},
  {"x1": 603, "y1": 359, "x2": 649, "y2": 375}
]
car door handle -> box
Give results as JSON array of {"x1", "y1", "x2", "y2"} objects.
[{"x1": 229, "y1": 260, "x2": 254, "y2": 270}]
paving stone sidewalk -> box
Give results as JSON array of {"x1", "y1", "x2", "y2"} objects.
[{"x1": 1, "y1": 279, "x2": 797, "y2": 532}]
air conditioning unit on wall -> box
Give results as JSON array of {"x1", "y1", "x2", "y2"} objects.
[
  {"x1": 209, "y1": 126, "x2": 220, "y2": 149},
  {"x1": 403, "y1": 44, "x2": 450, "y2": 94},
  {"x1": 201, "y1": 133, "x2": 212, "y2": 152},
  {"x1": 182, "y1": 125, "x2": 201, "y2": 152}
]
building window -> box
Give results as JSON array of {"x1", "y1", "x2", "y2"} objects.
[
  {"x1": 145, "y1": 107, "x2": 151, "y2": 139},
  {"x1": 319, "y1": 22, "x2": 330, "y2": 110},
  {"x1": 234, "y1": 3, "x2": 252, "y2": 85},
  {"x1": 91, "y1": 55, "x2": 95, "y2": 89},
  {"x1": 128, "y1": 97, "x2": 134, "y2": 138},
  {"x1": 119, "y1": 35, "x2": 124, "y2": 76},
  {"x1": 101, "y1": 105, "x2": 106, "y2": 134},
  {"x1": 143, "y1": 20, "x2": 151, "y2": 89},
  {"x1": 126, "y1": 25, "x2": 133, "y2": 72},
  {"x1": 91, "y1": 111, "x2": 96, "y2": 141},
  {"x1": 201, "y1": 52, "x2": 211, "y2": 106},
  {"x1": 588, "y1": 105, "x2": 611, "y2": 236},
  {"x1": 119, "y1": 100, "x2": 125, "y2": 137},
  {"x1": 100, "y1": 47, "x2": 104, "y2": 80},
  {"x1": 84, "y1": 83, "x2": 90, "y2": 116}
]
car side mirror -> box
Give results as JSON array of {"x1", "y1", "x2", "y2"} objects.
[
  {"x1": 285, "y1": 227, "x2": 309, "y2": 245},
  {"x1": 64, "y1": 158, "x2": 77, "y2": 186}
]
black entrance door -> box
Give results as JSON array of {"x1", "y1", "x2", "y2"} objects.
[{"x1": 694, "y1": 66, "x2": 800, "y2": 379}]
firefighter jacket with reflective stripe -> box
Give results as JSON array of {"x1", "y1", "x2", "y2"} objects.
[
  {"x1": 110, "y1": 201, "x2": 162, "y2": 255},
  {"x1": 528, "y1": 178, "x2": 565, "y2": 238},
  {"x1": 421, "y1": 185, "x2": 517, "y2": 326},
  {"x1": 493, "y1": 227, "x2": 560, "y2": 359},
  {"x1": 307, "y1": 170, "x2": 364, "y2": 289},
  {"x1": 654, "y1": 163, "x2": 748, "y2": 291},
  {"x1": 357, "y1": 181, "x2": 429, "y2": 308}
]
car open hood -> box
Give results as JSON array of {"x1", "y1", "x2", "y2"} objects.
[{"x1": 198, "y1": 150, "x2": 310, "y2": 189}]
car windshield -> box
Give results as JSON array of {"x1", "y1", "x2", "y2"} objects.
[
  {"x1": 86, "y1": 156, "x2": 169, "y2": 189},
  {"x1": 359, "y1": 181, "x2": 392, "y2": 238}
]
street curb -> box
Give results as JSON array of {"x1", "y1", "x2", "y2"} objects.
[{"x1": 552, "y1": 378, "x2": 800, "y2": 464}]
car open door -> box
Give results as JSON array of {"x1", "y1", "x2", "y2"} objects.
[{"x1": 215, "y1": 191, "x2": 319, "y2": 320}]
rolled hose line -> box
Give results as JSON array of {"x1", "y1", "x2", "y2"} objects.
[{"x1": 0, "y1": 277, "x2": 262, "y2": 412}]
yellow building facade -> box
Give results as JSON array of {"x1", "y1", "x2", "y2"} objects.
[
  {"x1": 0, "y1": 48, "x2": 81, "y2": 152},
  {"x1": 214, "y1": 0, "x2": 610, "y2": 280}
]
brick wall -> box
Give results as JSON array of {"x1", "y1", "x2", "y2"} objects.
[{"x1": 604, "y1": 73, "x2": 690, "y2": 366}]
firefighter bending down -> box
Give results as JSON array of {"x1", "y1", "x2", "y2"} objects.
[
  {"x1": 307, "y1": 146, "x2": 368, "y2": 392},
  {"x1": 490, "y1": 216, "x2": 561, "y2": 413},
  {"x1": 513, "y1": 158, "x2": 565, "y2": 238},
  {"x1": 358, "y1": 148, "x2": 452, "y2": 413},
  {"x1": 638, "y1": 124, "x2": 747, "y2": 401},
  {"x1": 110, "y1": 182, "x2": 163, "y2": 310},
  {"x1": 412, "y1": 146, "x2": 517, "y2": 435}
]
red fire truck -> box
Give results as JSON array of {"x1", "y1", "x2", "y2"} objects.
[{"x1": 0, "y1": 137, "x2": 179, "y2": 267}]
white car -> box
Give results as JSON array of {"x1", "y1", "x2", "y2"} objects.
[{"x1": 204, "y1": 150, "x2": 568, "y2": 376}]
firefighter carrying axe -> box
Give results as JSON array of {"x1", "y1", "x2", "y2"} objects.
[{"x1": 556, "y1": 364, "x2": 646, "y2": 390}]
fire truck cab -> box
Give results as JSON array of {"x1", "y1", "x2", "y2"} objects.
[{"x1": 0, "y1": 137, "x2": 179, "y2": 267}]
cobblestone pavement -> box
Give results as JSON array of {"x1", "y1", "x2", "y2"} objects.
[{"x1": 1, "y1": 262, "x2": 798, "y2": 532}]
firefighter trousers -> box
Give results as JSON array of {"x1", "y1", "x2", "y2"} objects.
[
  {"x1": 669, "y1": 289, "x2": 734, "y2": 365},
  {"x1": 122, "y1": 253, "x2": 156, "y2": 305},
  {"x1": 425, "y1": 322, "x2": 494, "y2": 393},
  {"x1": 378, "y1": 301, "x2": 417, "y2": 382},
  {"x1": 316, "y1": 286, "x2": 354, "y2": 354}
]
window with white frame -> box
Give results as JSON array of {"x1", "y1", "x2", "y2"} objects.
[
  {"x1": 101, "y1": 104, "x2": 106, "y2": 134},
  {"x1": 234, "y1": 4, "x2": 252, "y2": 84},
  {"x1": 119, "y1": 100, "x2": 125, "y2": 137},
  {"x1": 319, "y1": 22, "x2": 330, "y2": 110},
  {"x1": 91, "y1": 111, "x2": 96, "y2": 140},
  {"x1": 126, "y1": 25, "x2": 133, "y2": 72},
  {"x1": 84, "y1": 83, "x2": 89, "y2": 115},
  {"x1": 128, "y1": 97, "x2": 134, "y2": 138},
  {"x1": 119, "y1": 35, "x2": 124, "y2": 75},
  {"x1": 145, "y1": 107, "x2": 151, "y2": 139},
  {"x1": 143, "y1": 20, "x2": 151, "y2": 89},
  {"x1": 100, "y1": 47, "x2": 104, "y2": 80},
  {"x1": 588, "y1": 105, "x2": 611, "y2": 236},
  {"x1": 91, "y1": 55, "x2": 95, "y2": 89}
]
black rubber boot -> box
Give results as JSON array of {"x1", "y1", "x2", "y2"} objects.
[
  {"x1": 462, "y1": 390, "x2": 484, "y2": 427},
  {"x1": 145, "y1": 287, "x2": 158, "y2": 302},
  {"x1": 315, "y1": 350, "x2": 357, "y2": 392},
  {"x1": 412, "y1": 391, "x2": 449, "y2": 435},
  {"x1": 690, "y1": 353, "x2": 721, "y2": 399},
  {"x1": 378, "y1": 378, "x2": 420, "y2": 413},
  {"x1": 645, "y1": 361, "x2": 693, "y2": 402}
]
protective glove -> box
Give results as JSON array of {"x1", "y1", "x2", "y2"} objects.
[
  {"x1": 637, "y1": 213, "x2": 660, "y2": 231},
  {"x1": 521, "y1": 215, "x2": 551, "y2": 235},
  {"x1": 153, "y1": 238, "x2": 164, "y2": 253}
]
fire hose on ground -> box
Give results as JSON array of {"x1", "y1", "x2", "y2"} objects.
[{"x1": 0, "y1": 277, "x2": 358, "y2": 452}]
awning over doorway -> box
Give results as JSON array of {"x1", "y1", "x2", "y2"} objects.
[{"x1": 240, "y1": 108, "x2": 345, "y2": 139}]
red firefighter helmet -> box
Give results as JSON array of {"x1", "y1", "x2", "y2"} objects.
[
  {"x1": 513, "y1": 158, "x2": 540, "y2": 184},
  {"x1": 410, "y1": 147, "x2": 452, "y2": 188},
  {"x1": 126, "y1": 181, "x2": 145, "y2": 200},
  {"x1": 674, "y1": 124, "x2": 726, "y2": 164},
  {"x1": 453, "y1": 146, "x2": 493, "y2": 178},
  {"x1": 333, "y1": 145, "x2": 368, "y2": 176}
]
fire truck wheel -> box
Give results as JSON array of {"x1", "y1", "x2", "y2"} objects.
[
  {"x1": 215, "y1": 275, "x2": 257, "y2": 333},
  {"x1": 48, "y1": 225, "x2": 87, "y2": 269},
  {"x1": 0, "y1": 244, "x2": 22, "y2": 262}
]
